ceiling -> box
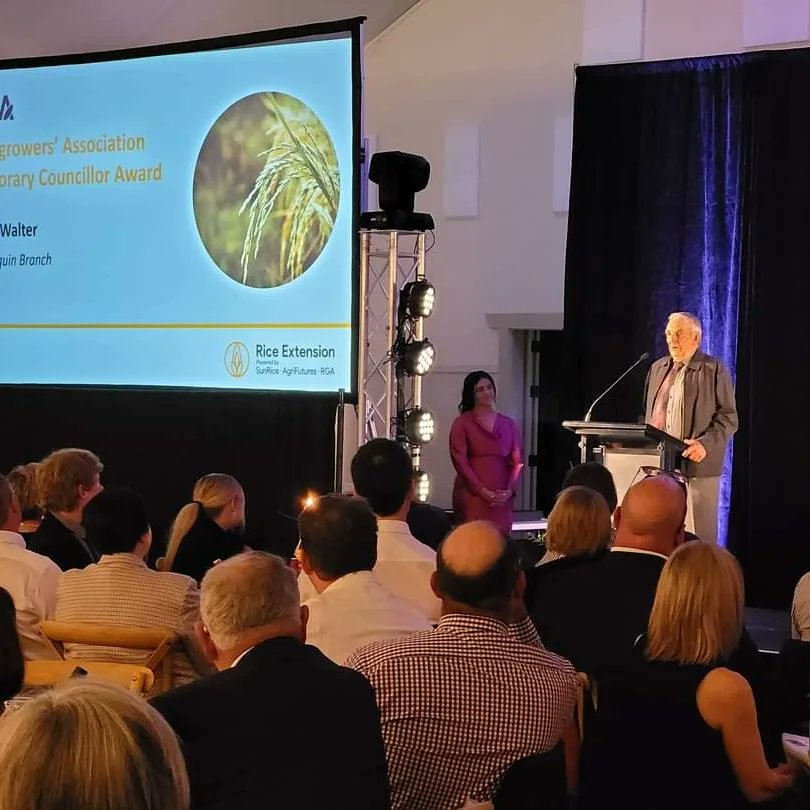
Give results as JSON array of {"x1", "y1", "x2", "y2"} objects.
[{"x1": 0, "y1": 0, "x2": 421, "y2": 59}]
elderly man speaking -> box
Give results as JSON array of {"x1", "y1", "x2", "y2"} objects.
[{"x1": 644, "y1": 312, "x2": 738, "y2": 544}]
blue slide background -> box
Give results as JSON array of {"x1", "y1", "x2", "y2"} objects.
[{"x1": 0, "y1": 35, "x2": 354, "y2": 392}]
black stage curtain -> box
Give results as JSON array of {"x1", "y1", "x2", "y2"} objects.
[
  {"x1": 0, "y1": 389, "x2": 336, "y2": 561},
  {"x1": 553, "y1": 56, "x2": 746, "y2": 543},
  {"x1": 555, "y1": 48, "x2": 810, "y2": 607},
  {"x1": 731, "y1": 50, "x2": 810, "y2": 607}
]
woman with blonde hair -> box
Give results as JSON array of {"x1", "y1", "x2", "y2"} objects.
[
  {"x1": 537, "y1": 485, "x2": 612, "y2": 566},
  {"x1": 6, "y1": 462, "x2": 42, "y2": 535},
  {"x1": 0, "y1": 679, "x2": 189, "y2": 809},
  {"x1": 579, "y1": 542, "x2": 795, "y2": 809},
  {"x1": 165, "y1": 473, "x2": 246, "y2": 583}
]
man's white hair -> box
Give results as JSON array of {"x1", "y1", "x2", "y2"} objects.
[
  {"x1": 667, "y1": 311, "x2": 702, "y2": 341},
  {"x1": 200, "y1": 551, "x2": 299, "y2": 649}
]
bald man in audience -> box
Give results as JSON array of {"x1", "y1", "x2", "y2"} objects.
[
  {"x1": 527, "y1": 474, "x2": 688, "y2": 677},
  {"x1": 347, "y1": 522, "x2": 577, "y2": 810},
  {"x1": 528, "y1": 475, "x2": 767, "y2": 701},
  {"x1": 151, "y1": 551, "x2": 389, "y2": 810}
]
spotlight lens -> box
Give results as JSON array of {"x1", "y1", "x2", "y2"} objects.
[
  {"x1": 405, "y1": 408, "x2": 435, "y2": 445},
  {"x1": 408, "y1": 281, "x2": 435, "y2": 318},
  {"x1": 413, "y1": 469, "x2": 430, "y2": 503},
  {"x1": 402, "y1": 339, "x2": 435, "y2": 376}
]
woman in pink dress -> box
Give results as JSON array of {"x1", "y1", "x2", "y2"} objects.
[{"x1": 449, "y1": 371, "x2": 524, "y2": 535}]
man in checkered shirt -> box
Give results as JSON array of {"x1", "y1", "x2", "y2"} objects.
[{"x1": 346, "y1": 521, "x2": 577, "y2": 810}]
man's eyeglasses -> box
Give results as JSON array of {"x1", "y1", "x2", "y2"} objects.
[{"x1": 634, "y1": 465, "x2": 688, "y2": 494}]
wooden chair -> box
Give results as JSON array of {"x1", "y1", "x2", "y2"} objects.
[
  {"x1": 576, "y1": 671, "x2": 598, "y2": 740},
  {"x1": 24, "y1": 660, "x2": 155, "y2": 695},
  {"x1": 39, "y1": 621, "x2": 179, "y2": 693}
]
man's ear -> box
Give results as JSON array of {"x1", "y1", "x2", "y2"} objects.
[
  {"x1": 430, "y1": 570, "x2": 441, "y2": 600},
  {"x1": 612, "y1": 505, "x2": 622, "y2": 530},
  {"x1": 299, "y1": 604, "x2": 309, "y2": 643},
  {"x1": 195, "y1": 621, "x2": 218, "y2": 666},
  {"x1": 299, "y1": 548, "x2": 314, "y2": 576}
]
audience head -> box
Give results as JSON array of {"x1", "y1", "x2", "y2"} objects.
[
  {"x1": 459, "y1": 370, "x2": 496, "y2": 412},
  {"x1": 561, "y1": 462, "x2": 618, "y2": 514},
  {"x1": 7, "y1": 463, "x2": 41, "y2": 522},
  {"x1": 613, "y1": 474, "x2": 687, "y2": 556},
  {"x1": 83, "y1": 489, "x2": 151, "y2": 558},
  {"x1": 199, "y1": 551, "x2": 302, "y2": 669},
  {"x1": 351, "y1": 439, "x2": 413, "y2": 518},
  {"x1": 546, "y1": 486, "x2": 612, "y2": 558},
  {"x1": 665, "y1": 312, "x2": 702, "y2": 363},
  {"x1": 433, "y1": 521, "x2": 522, "y2": 620},
  {"x1": 646, "y1": 542, "x2": 744, "y2": 666},
  {"x1": 0, "y1": 587, "x2": 23, "y2": 705},
  {"x1": 298, "y1": 494, "x2": 377, "y2": 594},
  {"x1": 37, "y1": 448, "x2": 104, "y2": 516},
  {"x1": 0, "y1": 679, "x2": 189, "y2": 810},
  {"x1": 166, "y1": 473, "x2": 245, "y2": 570},
  {"x1": 0, "y1": 475, "x2": 21, "y2": 533}
]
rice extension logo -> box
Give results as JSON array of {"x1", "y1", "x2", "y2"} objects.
[
  {"x1": 224, "y1": 342, "x2": 249, "y2": 378},
  {"x1": 0, "y1": 96, "x2": 14, "y2": 121}
]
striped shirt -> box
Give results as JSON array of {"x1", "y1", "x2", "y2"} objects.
[
  {"x1": 55, "y1": 553, "x2": 205, "y2": 685},
  {"x1": 346, "y1": 613, "x2": 577, "y2": 810}
]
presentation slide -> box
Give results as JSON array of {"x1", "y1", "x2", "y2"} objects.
[{"x1": 0, "y1": 28, "x2": 357, "y2": 393}]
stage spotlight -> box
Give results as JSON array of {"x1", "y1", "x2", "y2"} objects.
[
  {"x1": 413, "y1": 469, "x2": 431, "y2": 503},
  {"x1": 369, "y1": 151, "x2": 430, "y2": 213},
  {"x1": 360, "y1": 151, "x2": 435, "y2": 231},
  {"x1": 399, "y1": 339, "x2": 435, "y2": 376},
  {"x1": 405, "y1": 408, "x2": 435, "y2": 445},
  {"x1": 402, "y1": 280, "x2": 436, "y2": 319}
]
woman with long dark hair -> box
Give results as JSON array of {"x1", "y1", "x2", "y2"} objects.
[
  {"x1": 449, "y1": 371, "x2": 523, "y2": 534},
  {"x1": 0, "y1": 587, "x2": 24, "y2": 708}
]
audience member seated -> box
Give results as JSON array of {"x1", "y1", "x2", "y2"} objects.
[
  {"x1": 165, "y1": 473, "x2": 246, "y2": 583},
  {"x1": 534, "y1": 485, "x2": 612, "y2": 567},
  {"x1": 0, "y1": 588, "x2": 24, "y2": 708},
  {"x1": 527, "y1": 474, "x2": 686, "y2": 677},
  {"x1": 29, "y1": 448, "x2": 104, "y2": 571},
  {"x1": 6, "y1": 463, "x2": 42, "y2": 535},
  {"x1": 0, "y1": 680, "x2": 189, "y2": 810},
  {"x1": 561, "y1": 462, "x2": 618, "y2": 513},
  {"x1": 790, "y1": 566, "x2": 810, "y2": 641},
  {"x1": 407, "y1": 500, "x2": 453, "y2": 550},
  {"x1": 347, "y1": 522, "x2": 577, "y2": 810},
  {"x1": 55, "y1": 489, "x2": 209, "y2": 686},
  {"x1": 299, "y1": 439, "x2": 441, "y2": 621},
  {"x1": 299, "y1": 494, "x2": 432, "y2": 664},
  {"x1": 579, "y1": 542, "x2": 796, "y2": 810},
  {"x1": 0, "y1": 474, "x2": 61, "y2": 660},
  {"x1": 152, "y1": 551, "x2": 389, "y2": 810}
]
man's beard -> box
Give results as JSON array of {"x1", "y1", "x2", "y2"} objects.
[{"x1": 230, "y1": 521, "x2": 246, "y2": 537}]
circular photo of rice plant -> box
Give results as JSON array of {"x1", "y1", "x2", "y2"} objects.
[{"x1": 193, "y1": 92, "x2": 340, "y2": 288}]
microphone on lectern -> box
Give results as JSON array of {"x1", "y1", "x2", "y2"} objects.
[{"x1": 583, "y1": 352, "x2": 650, "y2": 422}]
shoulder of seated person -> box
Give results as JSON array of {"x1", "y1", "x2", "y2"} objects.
[{"x1": 697, "y1": 667, "x2": 752, "y2": 720}]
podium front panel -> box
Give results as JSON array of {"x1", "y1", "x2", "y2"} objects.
[{"x1": 603, "y1": 447, "x2": 661, "y2": 507}]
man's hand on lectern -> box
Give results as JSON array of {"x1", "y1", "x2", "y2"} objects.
[{"x1": 682, "y1": 438, "x2": 707, "y2": 463}]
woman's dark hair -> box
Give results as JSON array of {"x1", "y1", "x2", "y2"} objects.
[
  {"x1": 0, "y1": 587, "x2": 24, "y2": 705},
  {"x1": 459, "y1": 371, "x2": 496, "y2": 412},
  {"x1": 561, "y1": 463, "x2": 619, "y2": 513}
]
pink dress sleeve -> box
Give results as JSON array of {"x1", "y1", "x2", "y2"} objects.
[
  {"x1": 449, "y1": 415, "x2": 485, "y2": 495},
  {"x1": 506, "y1": 418, "x2": 524, "y2": 490}
]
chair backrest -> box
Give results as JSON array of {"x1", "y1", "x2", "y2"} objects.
[
  {"x1": 576, "y1": 671, "x2": 598, "y2": 739},
  {"x1": 39, "y1": 621, "x2": 179, "y2": 693},
  {"x1": 494, "y1": 742, "x2": 568, "y2": 810},
  {"x1": 24, "y1": 660, "x2": 155, "y2": 694}
]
